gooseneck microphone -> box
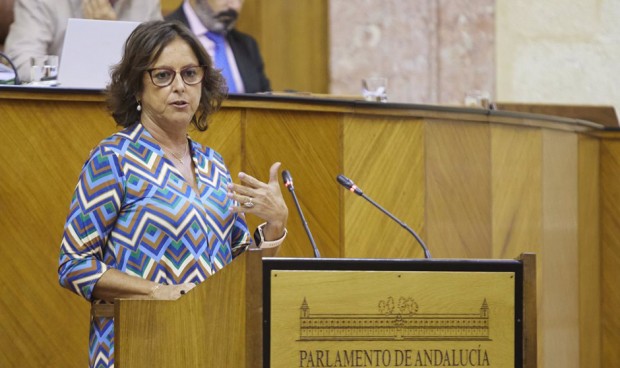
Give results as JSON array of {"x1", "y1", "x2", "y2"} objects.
[
  {"x1": 336, "y1": 174, "x2": 432, "y2": 259},
  {"x1": 282, "y1": 170, "x2": 321, "y2": 258}
]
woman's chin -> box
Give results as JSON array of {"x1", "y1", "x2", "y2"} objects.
[{"x1": 165, "y1": 111, "x2": 195, "y2": 126}]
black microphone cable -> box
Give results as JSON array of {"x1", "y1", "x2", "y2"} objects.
[
  {"x1": 336, "y1": 174, "x2": 432, "y2": 259},
  {"x1": 282, "y1": 170, "x2": 321, "y2": 258},
  {"x1": 0, "y1": 52, "x2": 21, "y2": 85}
]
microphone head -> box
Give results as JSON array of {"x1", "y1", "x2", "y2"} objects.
[
  {"x1": 282, "y1": 170, "x2": 294, "y2": 191},
  {"x1": 336, "y1": 174, "x2": 363, "y2": 195},
  {"x1": 336, "y1": 174, "x2": 351, "y2": 188}
]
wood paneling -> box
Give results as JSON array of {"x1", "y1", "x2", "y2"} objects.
[
  {"x1": 243, "y1": 108, "x2": 342, "y2": 258},
  {"x1": 343, "y1": 115, "x2": 425, "y2": 258},
  {"x1": 426, "y1": 120, "x2": 492, "y2": 258},
  {"x1": 237, "y1": 0, "x2": 328, "y2": 94},
  {"x1": 194, "y1": 107, "x2": 242, "y2": 175},
  {"x1": 0, "y1": 99, "x2": 116, "y2": 367},
  {"x1": 160, "y1": 0, "x2": 182, "y2": 15},
  {"x1": 540, "y1": 130, "x2": 579, "y2": 368},
  {"x1": 578, "y1": 135, "x2": 601, "y2": 368},
  {"x1": 497, "y1": 103, "x2": 619, "y2": 128},
  {"x1": 600, "y1": 137, "x2": 620, "y2": 368},
  {"x1": 491, "y1": 125, "x2": 542, "y2": 260},
  {"x1": 115, "y1": 249, "x2": 263, "y2": 367}
]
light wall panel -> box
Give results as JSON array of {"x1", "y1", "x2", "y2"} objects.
[
  {"x1": 491, "y1": 125, "x2": 542, "y2": 259},
  {"x1": 540, "y1": 130, "x2": 579, "y2": 368},
  {"x1": 578, "y1": 135, "x2": 600, "y2": 368},
  {"x1": 426, "y1": 120, "x2": 492, "y2": 258}
]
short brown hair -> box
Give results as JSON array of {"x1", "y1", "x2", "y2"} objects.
[{"x1": 106, "y1": 20, "x2": 226, "y2": 131}]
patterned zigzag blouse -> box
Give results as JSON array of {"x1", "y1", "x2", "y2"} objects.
[{"x1": 58, "y1": 123, "x2": 251, "y2": 368}]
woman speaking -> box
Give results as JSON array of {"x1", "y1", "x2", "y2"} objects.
[{"x1": 57, "y1": 20, "x2": 288, "y2": 368}]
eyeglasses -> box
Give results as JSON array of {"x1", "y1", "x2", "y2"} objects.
[{"x1": 146, "y1": 66, "x2": 206, "y2": 87}]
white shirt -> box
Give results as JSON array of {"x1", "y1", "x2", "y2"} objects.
[
  {"x1": 182, "y1": 0, "x2": 245, "y2": 93},
  {"x1": 5, "y1": 0, "x2": 162, "y2": 82}
]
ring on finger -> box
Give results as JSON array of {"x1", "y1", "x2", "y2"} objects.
[{"x1": 243, "y1": 197, "x2": 255, "y2": 208}]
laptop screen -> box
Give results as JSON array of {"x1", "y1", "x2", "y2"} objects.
[{"x1": 57, "y1": 18, "x2": 140, "y2": 89}]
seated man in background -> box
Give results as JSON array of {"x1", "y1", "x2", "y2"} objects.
[
  {"x1": 4, "y1": 0, "x2": 162, "y2": 82},
  {"x1": 166, "y1": 0, "x2": 270, "y2": 93}
]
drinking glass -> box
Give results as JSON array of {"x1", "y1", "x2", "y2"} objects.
[
  {"x1": 362, "y1": 77, "x2": 388, "y2": 103},
  {"x1": 464, "y1": 90, "x2": 491, "y2": 109},
  {"x1": 30, "y1": 55, "x2": 59, "y2": 82}
]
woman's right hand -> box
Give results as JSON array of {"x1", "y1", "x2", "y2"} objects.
[
  {"x1": 92, "y1": 269, "x2": 198, "y2": 302},
  {"x1": 150, "y1": 282, "x2": 197, "y2": 300}
]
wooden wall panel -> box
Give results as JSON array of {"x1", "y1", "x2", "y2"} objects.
[
  {"x1": 600, "y1": 137, "x2": 620, "y2": 368},
  {"x1": 491, "y1": 125, "x2": 542, "y2": 259},
  {"x1": 0, "y1": 99, "x2": 116, "y2": 367},
  {"x1": 243, "y1": 109, "x2": 342, "y2": 258},
  {"x1": 425, "y1": 121, "x2": 492, "y2": 258},
  {"x1": 194, "y1": 107, "x2": 242, "y2": 176},
  {"x1": 578, "y1": 135, "x2": 601, "y2": 368},
  {"x1": 160, "y1": 0, "x2": 181, "y2": 15},
  {"x1": 540, "y1": 130, "x2": 579, "y2": 368},
  {"x1": 238, "y1": 0, "x2": 329, "y2": 93},
  {"x1": 343, "y1": 115, "x2": 425, "y2": 258}
]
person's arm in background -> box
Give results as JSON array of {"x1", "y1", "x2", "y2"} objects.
[
  {"x1": 3, "y1": 0, "x2": 56, "y2": 82},
  {"x1": 82, "y1": 0, "x2": 163, "y2": 21},
  {"x1": 115, "y1": 0, "x2": 163, "y2": 22},
  {"x1": 82, "y1": 0, "x2": 117, "y2": 20}
]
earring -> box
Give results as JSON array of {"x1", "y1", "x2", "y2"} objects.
[{"x1": 136, "y1": 101, "x2": 142, "y2": 111}]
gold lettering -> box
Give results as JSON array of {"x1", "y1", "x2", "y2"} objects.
[{"x1": 481, "y1": 350, "x2": 490, "y2": 366}]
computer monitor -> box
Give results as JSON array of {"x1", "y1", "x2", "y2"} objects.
[{"x1": 57, "y1": 18, "x2": 140, "y2": 89}]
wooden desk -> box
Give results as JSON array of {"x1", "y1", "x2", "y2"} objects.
[{"x1": 0, "y1": 87, "x2": 617, "y2": 367}]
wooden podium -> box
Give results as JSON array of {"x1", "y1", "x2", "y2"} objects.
[{"x1": 115, "y1": 251, "x2": 536, "y2": 368}]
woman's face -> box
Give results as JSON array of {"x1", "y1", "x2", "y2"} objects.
[{"x1": 139, "y1": 37, "x2": 202, "y2": 130}]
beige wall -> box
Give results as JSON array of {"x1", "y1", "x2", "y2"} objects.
[
  {"x1": 496, "y1": 1, "x2": 620, "y2": 111},
  {"x1": 329, "y1": 0, "x2": 495, "y2": 104},
  {"x1": 330, "y1": 0, "x2": 620, "y2": 113}
]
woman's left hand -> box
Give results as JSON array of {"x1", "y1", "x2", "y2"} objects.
[{"x1": 228, "y1": 162, "x2": 288, "y2": 240}]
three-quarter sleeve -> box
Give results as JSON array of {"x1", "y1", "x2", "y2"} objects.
[
  {"x1": 58, "y1": 147, "x2": 125, "y2": 301},
  {"x1": 230, "y1": 212, "x2": 252, "y2": 258}
]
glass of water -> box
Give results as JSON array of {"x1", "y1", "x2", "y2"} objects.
[
  {"x1": 464, "y1": 90, "x2": 491, "y2": 109},
  {"x1": 30, "y1": 55, "x2": 59, "y2": 83},
  {"x1": 362, "y1": 77, "x2": 388, "y2": 102}
]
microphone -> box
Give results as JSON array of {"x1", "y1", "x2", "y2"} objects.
[
  {"x1": 282, "y1": 170, "x2": 320, "y2": 258},
  {"x1": 336, "y1": 174, "x2": 432, "y2": 259},
  {"x1": 0, "y1": 52, "x2": 21, "y2": 85}
]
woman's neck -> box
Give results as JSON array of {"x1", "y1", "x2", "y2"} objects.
[{"x1": 141, "y1": 119, "x2": 189, "y2": 149}]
